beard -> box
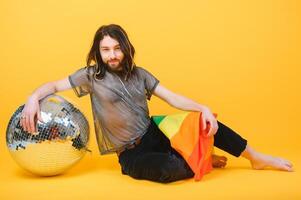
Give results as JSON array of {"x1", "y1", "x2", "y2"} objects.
[
  {"x1": 107, "y1": 58, "x2": 122, "y2": 70},
  {"x1": 104, "y1": 59, "x2": 126, "y2": 76}
]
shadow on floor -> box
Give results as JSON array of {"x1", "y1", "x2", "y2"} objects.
[{"x1": 15, "y1": 153, "x2": 121, "y2": 179}]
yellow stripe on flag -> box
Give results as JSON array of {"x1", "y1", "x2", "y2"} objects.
[{"x1": 158, "y1": 112, "x2": 190, "y2": 139}]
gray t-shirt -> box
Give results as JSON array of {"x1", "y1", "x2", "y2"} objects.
[{"x1": 68, "y1": 65, "x2": 160, "y2": 155}]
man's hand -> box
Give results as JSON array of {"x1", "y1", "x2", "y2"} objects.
[
  {"x1": 200, "y1": 106, "x2": 218, "y2": 137},
  {"x1": 20, "y1": 95, "x2": 44, "y2": 134}
]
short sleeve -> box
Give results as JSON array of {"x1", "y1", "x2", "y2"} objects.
[
  {"x1": 137, "y1": 67, "x2": 160, "y2": 100},
  {"x1": 68, "y1": 66, "x2": 93, "y2": 98}
]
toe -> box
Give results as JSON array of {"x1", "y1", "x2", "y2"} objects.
[
  {"x1": 281, "y1": 159, "x2": 293, "y2": 168},
  {"x1": 221, "y1": 156, "x2": 227, "y2": 162}
]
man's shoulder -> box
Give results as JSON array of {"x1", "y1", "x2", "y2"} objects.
[
  {"x1": 78, "y1": 65, "x2": 97, "y2": 80},
  {"x1": 133, "y1": 66, "x2": 150, "y2": 78},
  {"x1": 134, "y1": 65, "x2": 149, "y2": 74},
  {"x1": 85, "y1": 65, "x2": 96, "y2": 74},
  {"x1": 134, "y1": 65, "x2": 144, "y2": 71}
]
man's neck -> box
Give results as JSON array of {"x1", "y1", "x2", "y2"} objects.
[{"x1": 107, "y1": 67, "x2": 126, "y2": 80}]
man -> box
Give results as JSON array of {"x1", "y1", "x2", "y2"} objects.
[{"x1": 20, "y1": 24, "x2": 293, "y2": 183}]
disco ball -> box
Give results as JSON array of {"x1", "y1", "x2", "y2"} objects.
[{"x1": 6, "y1": 94, "x2": 90, "y2": 176}]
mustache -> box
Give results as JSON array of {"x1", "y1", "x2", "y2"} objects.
[
  {"x1": 108, "y1": 59, "x2": 120, "y2": 62},
  {"x1": 103, "y1": 59, "x2": 125, "y2": 69}
]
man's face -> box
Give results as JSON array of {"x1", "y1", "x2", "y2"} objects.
[{"x1": 99, "y1": 35, "x2": 125, "y2": 72}]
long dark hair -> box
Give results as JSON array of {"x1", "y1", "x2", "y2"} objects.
[{"x1": 86, "y1": 24, "x2": 136, "y2": 81}]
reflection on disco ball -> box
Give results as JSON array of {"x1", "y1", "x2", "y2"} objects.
[{"x1": 6, "y1": 94, "x2": 90, "y2": 176}]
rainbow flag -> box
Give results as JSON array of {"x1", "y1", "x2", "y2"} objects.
[{"x1": 152, "y1": 111, "x2": 217, "y2": 181}]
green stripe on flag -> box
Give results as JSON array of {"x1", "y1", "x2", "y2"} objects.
[{"x1": 152, "y1": 115, "x2": 166, "y2": 125}]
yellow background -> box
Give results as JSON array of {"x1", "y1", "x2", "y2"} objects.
[{"x1": 0, "y1": 0, "x2": 300, "y2": 199}]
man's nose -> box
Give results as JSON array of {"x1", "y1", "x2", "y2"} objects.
[{"x1": 109, "y1": 50, "x2": 117, "y2": 59}]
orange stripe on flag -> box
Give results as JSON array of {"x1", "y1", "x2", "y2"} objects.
[{"x1": 170, "y1": 112, "x2": 216, "y2": 181}]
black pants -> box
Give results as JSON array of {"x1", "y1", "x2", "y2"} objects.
[{"x1": 118, "y1": 117, "x2": 247, "y2": 183}]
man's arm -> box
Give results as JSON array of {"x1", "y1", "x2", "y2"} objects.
[
  {"x1": 30, "y1": 77, "x2": 72, "y2": 101},
  {"x1": 21, "y1": 77, "x2": 72, "y2": 133},
  {"x1": 153, "y1": 83, "x2": 219, "y2": 136},
  {"x1": 153, "y1": 83, "x2": 206, "y2": 112}
]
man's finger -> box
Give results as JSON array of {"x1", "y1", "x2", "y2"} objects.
[
  {"x1": 210, "y1": 120, "x2": 218, "y2": 136},
  {"x1": 213, "y1": 127, "x2": 218, "y2": 135},
  {"x1": 30, "y1": 115, "x2": 34, "y2": 133},
  {"x1": 201, "y1": 114, "x2": 207, "y2": 130},
  {"x1": 20, "y1": 110, "x2": 25, "y2": 130},
  {"x1": 20, "y1": 114, "x2": 23, "y2": 129},
  {"x1": 207, "y1": 121, "x2": 213, "y2": 136},
  {"x1": 25, "y1": 115, "x2": 30, "y2": 132},
  {"x1": 20, "y1": 118, "x2": 24, "y2": 131},
  {"x1": 37, "y1": 111, "x2": 43, "y2": 123},
  {"x1": 212, "y1": 123, "x2": 218, "y2": 135}
]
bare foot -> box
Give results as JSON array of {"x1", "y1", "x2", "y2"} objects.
[
  {"x1": 212, "y1": 154, "x2": 227, "y2": 168},
  {"x1": 250, "y1": 152, "x2": 293, "y2": 172}
]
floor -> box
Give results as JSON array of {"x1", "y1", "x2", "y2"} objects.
[{"x1": 1, "y1": 141, "x2": 300, "y2": 200}]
